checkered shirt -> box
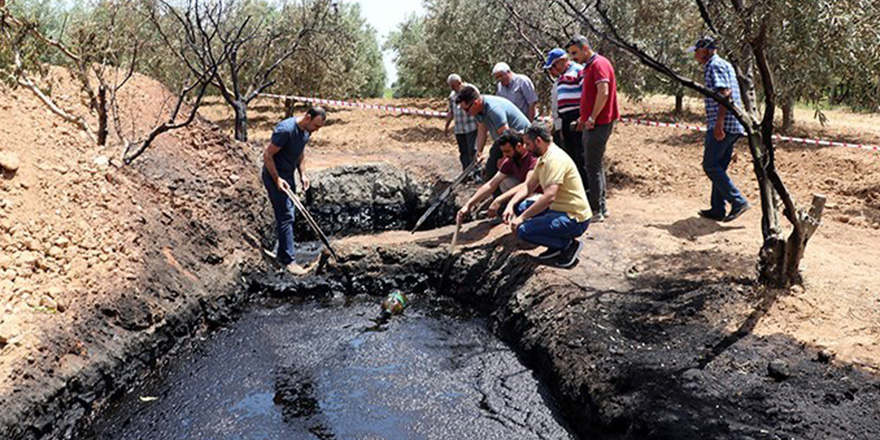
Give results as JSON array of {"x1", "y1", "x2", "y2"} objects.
[
  {"x1": 704, "y1": 54, "x2": 745, "y2": 134},
  {"x1": 449, "y1": 91, "x2": 477, "y2": 134}
]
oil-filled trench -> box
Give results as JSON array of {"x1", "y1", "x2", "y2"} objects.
[{"x1": 78, "y1": 163, "x2": 577, "y2": 439}]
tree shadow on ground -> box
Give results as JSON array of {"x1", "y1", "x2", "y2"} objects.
[
  {"x1": 648, "y1": 216, "x2": 746, "y2": 241},
  {"x1": 655, "y1": 130, "x2": 705, "y2": 148}
]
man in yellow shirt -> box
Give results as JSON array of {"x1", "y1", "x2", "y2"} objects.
[{"x1": 503, "y1": 122, "x2": 592, "y2": 268}]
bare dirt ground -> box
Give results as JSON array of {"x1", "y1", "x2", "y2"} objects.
[{"x1": 202, "y1": 94, "x2": 880, "y2": 371}]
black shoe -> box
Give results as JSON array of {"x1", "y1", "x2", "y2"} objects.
[
  {"x1": 698, "y1": 209, "x2": 725, "y2": 221},
  {"x1": 555, "y1": 239, "x2": 584, "y2": 268},
  {"x1": 536, "y1": 247, "x2": 562, "y2": 261},
  {"x1": 723, "y1": 202, "x2": 751, "y2": 222}
]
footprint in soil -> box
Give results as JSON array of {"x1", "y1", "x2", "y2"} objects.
[{"x1": 273, "y1": 366, "x2": 335, "y2": 439}]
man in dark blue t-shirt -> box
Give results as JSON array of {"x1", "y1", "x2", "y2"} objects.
[{"x1": 262, "y1": 106, "x2": 326, "y2": 275}]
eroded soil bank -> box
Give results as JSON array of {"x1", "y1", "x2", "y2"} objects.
[{"x1": 275, "y1": 226, "x2": 880, "y2": 440}]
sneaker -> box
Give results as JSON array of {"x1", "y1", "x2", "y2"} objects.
[
  {"x1": 555, "y1": 239, "x2": 584, "y2": 268},
  {"x1": 592, "y1": 213, "x2": 606, "y2": 223},
  {"x1": 536, "y1": 247, "x2": 563, "y2": 261},
  {"x1": 723, "y1": 202, "x2": 751, "y2": 222},
  {"x1": 698, "y1": 209, "x2": 725, "y2": 221},
  {"x1": 285, "y1": 262, "x2": 310, "y2": 276}
]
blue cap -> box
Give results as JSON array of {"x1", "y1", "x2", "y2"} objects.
[{"x1": 543, "y1": 48, "x2": 566, "y2": 70}]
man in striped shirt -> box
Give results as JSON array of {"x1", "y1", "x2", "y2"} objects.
[{"x1": 544, "y1": 48, "x2": 587, "y2": 189}]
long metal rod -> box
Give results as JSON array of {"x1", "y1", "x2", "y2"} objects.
[
  {"x1": 280, "y1": 185, "x2": 339, "y2": 261},
  {"x1": 411, "y1": 159, "x2": 479, "y2": 233}
]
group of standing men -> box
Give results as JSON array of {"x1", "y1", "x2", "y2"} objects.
[
  {"x1": 452, "y1": 34, "x2": 619, "y2": 268},
  {"x1": 261, "y1": 34, "x2": 751, "y2": 273}
]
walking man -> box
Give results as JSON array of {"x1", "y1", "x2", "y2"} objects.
[
  {"x1": 262, "y1": 107, "x2": 326, "y2": 275},
  {"x1": 456, "y1": 130, "x2": 539, "y2": 223},
  {"x1": 566, "y1": 35, "x2": 619, "y2": 222},
  {"x1": 690, "y1": 36, "x2": 750, "y2": 222},
  {"x1": 504, "y1": 122, "x2": 592, "y2": 268},
  {"x1": 444, "y1": 74, "x2": 479, "y2": 172},
  {"x1": 456, "y1": 85, "x2": 530, "y2": 180},
  {"x1": 493, "y1": 62, "x2": 539, "y2": 121},
  {"x1": 544, "y1": 48, "x2": 587, "y2": 189}
]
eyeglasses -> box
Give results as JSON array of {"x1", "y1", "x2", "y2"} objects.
[{"x1": 460, "y1": 101, "x2": 473, "y2": 111}]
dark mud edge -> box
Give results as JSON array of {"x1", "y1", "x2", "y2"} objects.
[
  {"x1": 0, "y1": 162, "x2": 458, "y2": 440},
  {"x1": 271, "y1": 238, "x2": 880, "y2": 440}
]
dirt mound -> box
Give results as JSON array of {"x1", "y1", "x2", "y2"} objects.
[{"x1": 0, "y1": 68, "x2": 269, "y2": 438}]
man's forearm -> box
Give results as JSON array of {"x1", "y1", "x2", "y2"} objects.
[
  {"x1": 494, "y1": 182, "x2": 523, "y2": 206},
  {"x1": 264, "y1": 152, "x2": 280, "y2": 182},
  {"x1": 528, "y1": 103, "x2": 537, "y2": 121},
  {"x1": 519, "y1": 192, "x2": 553, "y2": 221},
  {"x1": 476, "y1": 128, "x2": 488, "y2": 154},
  {"x1": 591, "y1": 88, "x2": 609, "y2": 121}
]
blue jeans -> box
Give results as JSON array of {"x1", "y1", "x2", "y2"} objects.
[
  {"x1": 515, "y1": 200, "x2": 590, "y2": 251},
  {"x1": 702, "y1": 131, "x2": 747, "y2": 216},
  {"x1": 262, "y1": 168, "x2": 296, "y2": 265}
]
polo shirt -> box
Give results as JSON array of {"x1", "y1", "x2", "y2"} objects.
[
  {"x1": 475, "y1": 95, "x2": 530, "y2": 140},
  {"x1": 499, "y1": 151, "x2": 537, "y2": 182},
  {"x1": 269, "y1": 117, "x2": 309, "y2": 176},
  {"x1": 534, "y1": 144, "x2": 592, "y2": 222},
  {"x1": 579, "y1": 54, "x2": 620, "y2": 125}
]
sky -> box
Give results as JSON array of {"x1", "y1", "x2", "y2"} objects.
[{"x1": 354, "y1": 0, "x2": 425, "y2": 88}]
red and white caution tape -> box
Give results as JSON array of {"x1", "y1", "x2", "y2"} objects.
[{"x1": 259, "y1": 93, "x2": 880, "y2": 153}]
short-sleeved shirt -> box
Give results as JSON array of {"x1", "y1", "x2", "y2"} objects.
[
  {"x1": 534, "y1": 144, "x2": 592, "y2": 222},
  {"x1": 475, "y1": 95, "x2": 530, "y2": 141},
  {"x1": 498, "y1": 151, "x2": 537, "y2": 182},
  {"x1": 269, "y1": 118, "x2": 309, "y2": 176},
  {"x1": 556, "y1": 62, "x2": 584, "y2": 115},
  {"x1": 496, "y1": 73, "x2": 539, "y2": 118},
  {"x1": 449, "y1": 90, "x2": 477, "y2": 134},
  {"x1": 579, "y1": 54, "x2": 620, "y2": 125},
  {"x1": 704, "y1": 54, "x2": 745, "y2": 134}
]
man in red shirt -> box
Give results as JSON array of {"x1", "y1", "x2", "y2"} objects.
[
  {"x1": 566, "y1": 35, "x2": 619, "y2": 222},
  {"x1": 457, "y1": 130, "x2": 538, "y2": 223}
]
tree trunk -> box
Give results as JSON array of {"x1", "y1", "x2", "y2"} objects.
[
  {"x1": 97, "y1": 85, "x2": 108, "y2": 147},
  {"x1": 284, "y1": 97, "x2": 296, "y2": 118},
  {"x1": 674, "y1": 90, "x2": 684, "y2": 116},
  {"x1": 781, "y1": 99, "x2": 794, "y2": 133},
  {"x1": 233, "y1": 102, "x2": 248, "y2": 142}
]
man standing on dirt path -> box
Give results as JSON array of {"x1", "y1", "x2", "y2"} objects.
[
  {"x1": 690, "y1": 36, "x2": 751, "y2": 222},
  {"x1": 444, "y1": 74, "x2": 479, "y2": 174},
  {"x1": 457, "y1": 130, "x2": 539, "y2": 223},
  {"x1": 544, "y1": 48, "x2": 587, "y2": 190},
  {"x1": 456, "y1": 85, "x2": 530, "y2": 181},
  {"x1": 262, "y1": 107, "x2": 326, "y2": 275},
  {"x1": 504, "y1": 122, "x2": 591, "y2": 269},
  {"x1": 493, "y1": 62, "x2": 539, "y2": 121},
  {"x1": 566, "y1": 35, "x2": 619, "y2": 223}
]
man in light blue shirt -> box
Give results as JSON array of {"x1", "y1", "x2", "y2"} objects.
[
  {"x1": 690, "y1": 36, "x2": 750, "y2": 223},
  {"x1": 493, "y1": 62, "x2": 539, "y2": 121},
  {"x1": 455, "y1": 84, "x2": 530, "y2": 179}
]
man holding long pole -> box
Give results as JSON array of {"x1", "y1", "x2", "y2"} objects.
[{"x1": 262, "y1": 107, "x2": 326, "y2": 275}]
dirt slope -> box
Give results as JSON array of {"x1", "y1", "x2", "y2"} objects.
[{"x1": 0, "y1": 70, "x2": 269, "y2": 438}]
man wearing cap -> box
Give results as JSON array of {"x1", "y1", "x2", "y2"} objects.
[
  {"x1": 504, "y1": 122, "x2": 591, "y2": 269},
  {"x1": 456, "y1": 130, "x2": 539, "y2": 223},
  {"x1": 444, "y1": 74, "x2": 479, "y2": 172},
  {"x1": 493, "y1": 62, "x2": 539, "y2": 121},
  {"x1": 690, "y1": 36, "x2": 751, "y2": 222},
  {"x1": 456, "y1": 84, "x2": 530, "y2": 180},
  {"x1": 566, "y1": 34, "x2": 619, "y2": 222},
  {"x1": 544, "y1": 48, "x2": 587, "y2": 189}
]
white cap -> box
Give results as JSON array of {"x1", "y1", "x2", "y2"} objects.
[
  {"x1": 447, "y1": 73, "x2": 462, "y2": 85},
  {"x1": 492, "y1": 62, "x2": 510, "y2": 75}
]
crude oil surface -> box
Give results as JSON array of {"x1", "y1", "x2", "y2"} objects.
[{"x1": 83, "y1": 295, "x2": 576, "y2": 440}]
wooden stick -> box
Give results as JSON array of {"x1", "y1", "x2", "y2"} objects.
[
  {"x1": 279, "y1": 185, "x2": 339, "y2": 261},
  {"x1": 449, "y1": 218, "x2": 462, "y2": 256}
]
